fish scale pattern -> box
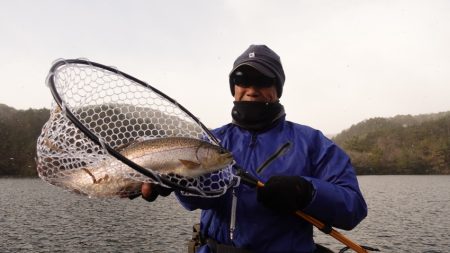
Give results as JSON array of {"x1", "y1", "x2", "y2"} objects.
[{"x1": 36, "y1": 59, "x2": 235, "y2": 198}]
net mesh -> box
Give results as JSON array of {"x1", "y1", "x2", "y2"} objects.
[{"x1": 36, "y1": 59, "x2": 235, "y2": 198}]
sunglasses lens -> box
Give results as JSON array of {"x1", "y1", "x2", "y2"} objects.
[
  {"x1": 232, "y1": 75, "x2": 249, "y2": 87},
  {"x1": 257, "y1": 76, "x2": 274, "y2": 87},
  {"x1": 232, "y1": 72, "x2": 274, "y2": 88}
]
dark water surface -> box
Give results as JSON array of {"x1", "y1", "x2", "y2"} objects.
[
  {"x1": 314, "y1": 176, "x2": 450, "y2": 253},
  {"x1": 1, "y1": 176, "x2": 449, "y2": 252}
]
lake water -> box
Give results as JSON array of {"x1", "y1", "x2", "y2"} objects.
[{"x1": 1, "y1": 176, "x2": 449, "y2": 253}]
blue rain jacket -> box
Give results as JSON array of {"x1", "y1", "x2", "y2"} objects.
[{"x1": 177, "y1": 117, "x2": 367, "y2": 253}]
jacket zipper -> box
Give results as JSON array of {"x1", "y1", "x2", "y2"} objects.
[
  {"x1": 256, "y1": 141, "x2": 292, "y2": 174},
  {"x1": 249, "y1": 133, "x2": 257, "y2": 147}
]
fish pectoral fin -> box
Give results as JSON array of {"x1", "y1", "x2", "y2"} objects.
[
  {"x1": 96, "y1": 174, "x2": 109, "y2": 184},
  {"x1": 82, "y1": 168, "x2": 97, "y2": 183},
  {"x1": 179, "y1": 159, "x2": 201, "y2": 170}
]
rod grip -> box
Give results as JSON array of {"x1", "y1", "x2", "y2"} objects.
[{"x1": 235, "y1": 166, "x2": 259, "y2": 188}]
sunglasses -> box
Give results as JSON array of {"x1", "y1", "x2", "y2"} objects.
[{"x1": 231, "y1": 71, "x2": 275, "y2": 88}]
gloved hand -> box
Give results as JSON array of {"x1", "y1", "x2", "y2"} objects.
[
  {"x1": 257, "y1": 175, "x2": 314, "y2": 213},
  {"x1": 141, "y1": 183, "x2": 174, "y2": 202}
]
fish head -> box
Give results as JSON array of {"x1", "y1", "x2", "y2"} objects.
[{"x1": 195, "y1": 142, "x2": 234, "y2": 173}]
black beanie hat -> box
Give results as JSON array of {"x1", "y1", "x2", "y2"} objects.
[{"x1": 229, "y1": 44, "x2": 285, "y2": 97}]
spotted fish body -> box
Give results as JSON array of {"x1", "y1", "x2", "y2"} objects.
[
  {"x1": 120, "y1": 137, "x2": 233, "y2": 177},
  {"x1": 50, "y1": 137, "x2": 233, "y2": 198}
]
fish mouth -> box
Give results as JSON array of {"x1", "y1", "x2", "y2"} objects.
[
  {"x1": 221, "y1": 153, "x2": 234, "y2": 166},
  {"x1": 223, "y1": 152, "x2": 234, "y2": 161}
]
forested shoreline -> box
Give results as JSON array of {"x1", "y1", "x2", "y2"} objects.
[
  {"x1": 333, "y1": 111, "x2": 449, "y2": 175},
  {"x1": 0, "y1": 104, "x2": 50, "y2": 177},
  {"x1": 0, "y1": 103, "x2": 448, "y2": 176}
]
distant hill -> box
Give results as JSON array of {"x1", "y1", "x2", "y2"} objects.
[
  {"x1": 1, "y1": 103, "x2": 449, "y2": 176},
  {"x1": 0, "y1": 104, "x2": 50, "y2": 177},
  {"x1": 333, "y1": 111, "x2": 450, "y2": 175}
]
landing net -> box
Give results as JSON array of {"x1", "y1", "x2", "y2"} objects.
[{"x1": 36, "y1": 59, "x2": 236, "y2": 198}]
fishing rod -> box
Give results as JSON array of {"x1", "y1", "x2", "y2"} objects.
[{"x1": 236, "y1": 166, "x2": 378, "y2": 253}]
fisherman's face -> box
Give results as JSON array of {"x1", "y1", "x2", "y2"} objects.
[
  {"x1": 232, "y1": 66, "x2": 278, "y2": 103},
  {"x1": 234, "y1": 85, "x2": 278, "y2": 103}
]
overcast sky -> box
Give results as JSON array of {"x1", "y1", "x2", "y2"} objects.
[{"x1": 1, "y1": 0, "x2": 449, "y2": 134}]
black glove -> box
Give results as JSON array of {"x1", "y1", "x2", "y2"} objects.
[
  {"x1": 141, "y1": 183, "x2": 174, "y2": 202},
  {"x1": 257, "y1": 175, "x2": 314, "y2": 213}
]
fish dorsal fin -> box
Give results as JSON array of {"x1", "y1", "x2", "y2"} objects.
[
  {"x1": 179, "y1": 159, "x2": 201, "y2": 170},
  {"x1": 115, "y1": 137, "x2": 150, "y2": 152},
  {"x1": 115, "y1": 140, "x2": 138, "y2": 152}
]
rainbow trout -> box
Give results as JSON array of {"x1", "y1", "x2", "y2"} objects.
[{"x1": 47, "y1": 137, "x2": 233, "y2": 198}]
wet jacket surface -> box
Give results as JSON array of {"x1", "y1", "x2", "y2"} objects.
[{"x1": 177, "y1": 118, "x2": 367, "y2": 253}]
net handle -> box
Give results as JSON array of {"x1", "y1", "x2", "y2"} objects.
[{"x1": 46, "y1": 59, "x2": 222, "y2": 196}]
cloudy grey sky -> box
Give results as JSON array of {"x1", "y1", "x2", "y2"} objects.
[{"x1": 1, "y1": 0, "x2": 449, "y2": 134}]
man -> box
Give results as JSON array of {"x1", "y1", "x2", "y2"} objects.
[{"x1": 142, "y1": 44, "x2": 367, "y2": 253}]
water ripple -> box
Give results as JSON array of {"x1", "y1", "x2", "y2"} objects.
[{"x1": 1, "y1": 176, "x2": 450, "y2": 252}]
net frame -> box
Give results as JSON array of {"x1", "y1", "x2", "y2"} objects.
[{"x1": 41, "y1": 58, "x2": 236, "y2": 197}]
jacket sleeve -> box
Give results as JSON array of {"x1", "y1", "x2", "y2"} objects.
[{"x1": 302, "y1": 130, "x2": 367, "y2": 230}]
